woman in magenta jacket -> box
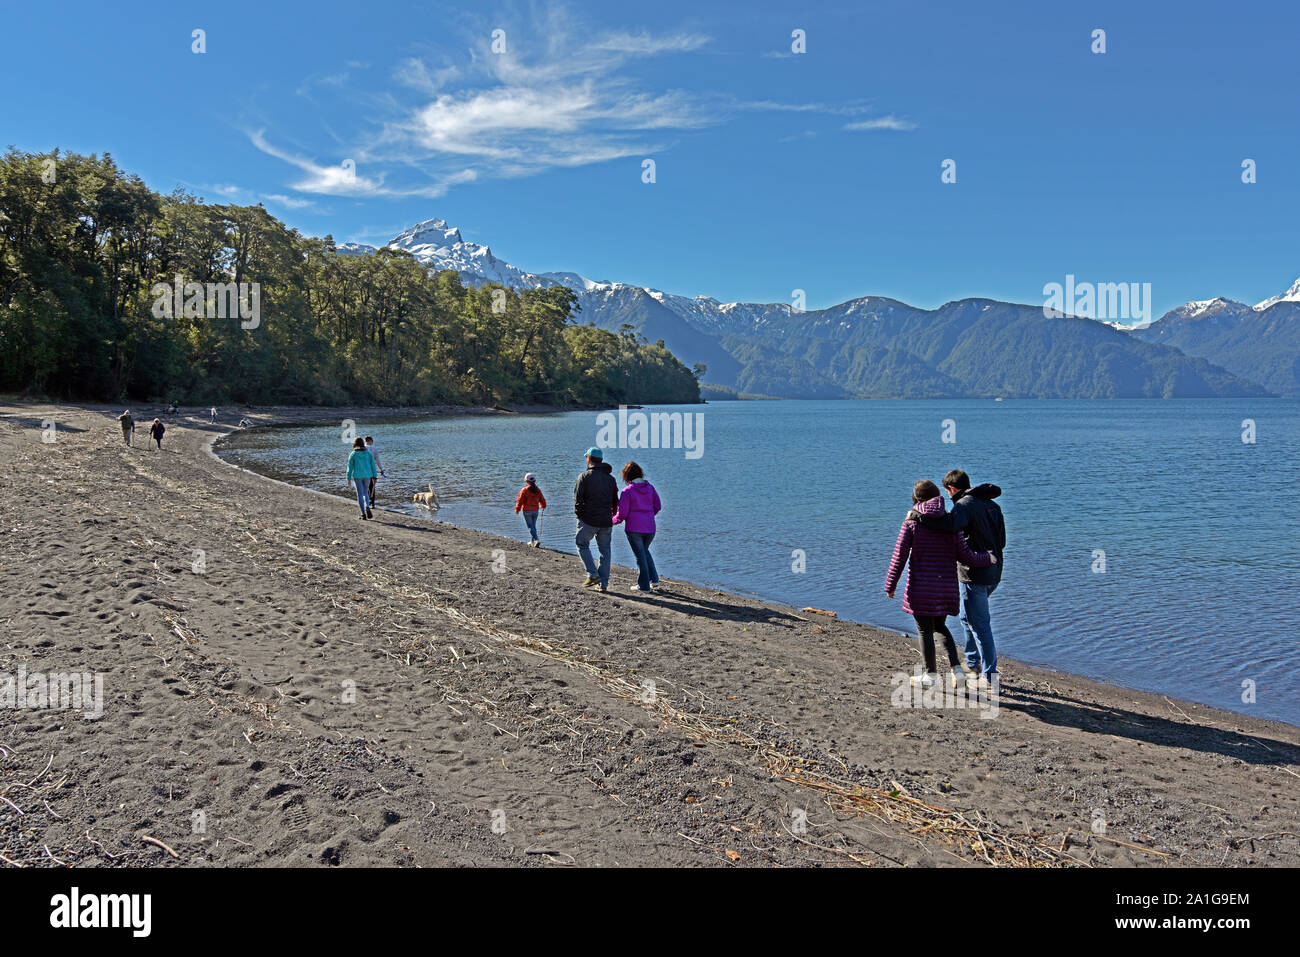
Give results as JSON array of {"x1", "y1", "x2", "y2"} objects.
[
  {"x1": 612, "y1": 461, "x2": 662, "y2": 592},
  {"x1": 885, "y1": 480, "x2": 997, "y2": 689}
]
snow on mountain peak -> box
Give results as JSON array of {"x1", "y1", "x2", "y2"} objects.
[
  {"x1": 1161, "y1": 296, "x2": 1248, "y2": 323},
  {"x1": 391, "y1": 218, "x2": 463, "y2": 249},
  {"x1": 1187, "y1": 298, "x2": 1227, "y2": 316},
  {"x1": 1255, "y1": 276, "x2": 1300, "y2": 311}
]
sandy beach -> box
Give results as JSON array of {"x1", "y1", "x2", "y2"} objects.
[{"x1": 1, "y1": 400, "x2": 1297, "y2": 868}]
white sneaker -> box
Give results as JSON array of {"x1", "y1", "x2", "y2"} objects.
[
  {"x1": 908, "y1": 673, "x2": 937, "y2": 689},
  {"x1": 949, "y1": 669, "x2": 965, "y2": 689}
]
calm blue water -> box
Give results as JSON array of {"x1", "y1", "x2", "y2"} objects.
[{"x1": 218, "y1": 399, "x2": 1300, "y2": 727}]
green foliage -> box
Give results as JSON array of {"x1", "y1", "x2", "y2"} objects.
[
  {"x1": 1133, "y1": 306, "x2": 1300, "y2": 397},
  {"x1": 0, "y1": 148, "x2": 700, "y2": 407}
]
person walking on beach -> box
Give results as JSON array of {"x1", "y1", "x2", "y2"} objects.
[
  {"x1": 209, "y1": 407, "x2": 217, "y2": 423},
  {"x1": 886, "y1": 480, "x2": 997, "y2": 690},
  {"x1": 515, "y1": 473, "x2": 547, "y2": 547},
  {"x1": 574, "y1": 447, "x2": 618, "y2": 592},
  {"x1": 149, "y1": 417, "x2": 165, "y2": 450},
  {"x1": 346, "y1": 437, "x2": 379, "y2": 520},
  {"x1": 612, "y1": 461, "x2": 662, "y2": 592},
  {"x1": 907, "y1": 469, "x2": 1006, "y2": 689},
  {"x1": 117, "y1": 410, "x2": 134, "y2": 446},
  {"x1": 364, "y1": 436, "x2": 385, "y2": 518}
]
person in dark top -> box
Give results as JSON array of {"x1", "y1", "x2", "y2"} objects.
[
  {"x1": 907, "y1": 469, "x2": 1006, "y2": 687},
  {"x1": 573, "y1": 446, "x2": 618, "y2": 592},
  {"x1": 149, "y1": 418, "x2": 165, "y2": 449}
]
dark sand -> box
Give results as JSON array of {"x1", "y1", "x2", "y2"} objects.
[{"x1": 1, "y1": 401, "x2": 1297, "y2": 868}]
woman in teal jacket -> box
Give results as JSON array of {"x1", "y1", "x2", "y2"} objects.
[{"x1": 346, "y1": 437, "x2": 379, "y2": 519}]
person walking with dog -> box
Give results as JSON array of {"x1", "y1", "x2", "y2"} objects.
[
  {"x1": 346, "y1": 437, "x2": 379, "y2": 520},
  {"x1": 149, "y1": 418, "x2": 165, "y2": 450},
  {"x1": 117, "y1": 410, "x2": 134, "y2": 446},
  {"x1": 364, "y1": 436, "x2": 385, "y2": 516},
  {"x1": 574, "y1": 447, "x2": 618, "y2": 592},
  {"x1": 515, "y1": 473, "x2": 547, "y2": 546}
]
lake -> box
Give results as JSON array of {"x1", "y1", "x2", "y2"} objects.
[{"x1": 216, "y1": 398, "x2": 1300, "y2": 727}]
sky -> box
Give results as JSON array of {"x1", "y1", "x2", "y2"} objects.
[{"x1": 3, "y1": 0, "x2": 1298, "y2": 317}]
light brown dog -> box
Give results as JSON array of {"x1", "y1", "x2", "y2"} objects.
[{"x1": 412, "y1": 484, "x2": 440, "y2": 509}]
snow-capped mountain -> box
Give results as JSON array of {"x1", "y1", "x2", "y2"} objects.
[
  {"x1": 334, "y1": 218, "x2": 1289, "y2": 397},
  {"x1": 340, "y1": 218, "x2": 786, "y2": 327},
  {"x1": 1254, "y1": 276, "x2": 1300, "y2": 311},
  {"x1": 1128, "y1": 280, "x2": 1300, "y2": 396},
  {"x1": 388, "y1": 219, "x2": 550, "y2": 288},
  {"x1": 1147, "y1": 276, "x2": 1300, "y2": 317}
]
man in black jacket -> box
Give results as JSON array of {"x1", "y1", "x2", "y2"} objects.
[
  {"x1": 574, "y1": 447, "x2": 618, "y2": 592},
  {"x1": 909, "y1": 469, "x2": 1006, "y2": 685}
]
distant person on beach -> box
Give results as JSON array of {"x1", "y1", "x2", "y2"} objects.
[
  {"x1": 515, "y1": 473, "x2": 547, "y2": 547},
  {"x1": 346, "y1": 437, "x2": 379, "y2": 520},
  {"x1": 886, "y1": 479, "x2": 997, "y2": 690},
  {"x1": 612, "y1": 461, "x2": 662, "y2": 592},
  {"x1": 149, "y1": 418, "x2": 165, "y2": 449},
  {"x1": 574, "y1": 447, "x2": 618, "y2": 592},
  {"x1": 209, "y1": 407, "x2": 217, "y2": 423},
  {"x1": 117, "y1": 410, "x2": 134, "y2": 446},
  {"x1": 907, "y1": 469, "x2": 1006, "y2": 689},
  {"x1": 364, "y1": 436, "x2": 385, "y2": 517}
]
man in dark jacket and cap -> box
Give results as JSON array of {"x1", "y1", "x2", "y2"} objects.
[
  {"x1": 574, "y1": 447, "x2": 618, "y2": 592},
  {"x1": 908, "y1": 469, "x2": 1006, "y2": 686}
]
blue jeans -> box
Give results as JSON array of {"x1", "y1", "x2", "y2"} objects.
[
  {"x1": 624, "y1": 531, "x2": 659, "y2": 590},
  {"x1": 522, "y1": 510, "x2": 539, "y2": 541},
  {"x1": 354, "y1": 482, "x2": 371, "y2": 515},
  {"x1": 959, "y1": 582, "x2": 997, "y2": 675},
  {"x1": 575, "y1": 522, "x2": 612, "y2": 585}
]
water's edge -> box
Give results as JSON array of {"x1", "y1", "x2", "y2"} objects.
[{"x1": 213, "y1": 417, "x2": 1299, "y2": 732}]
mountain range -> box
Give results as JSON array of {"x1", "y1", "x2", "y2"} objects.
[{"x1": 337, "y1": 219, "x2": 1298, "y2": 399}]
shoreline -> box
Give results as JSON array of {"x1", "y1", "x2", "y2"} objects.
[
  {"x1": 213, "y1": 410, "x2": 1296, "y2": 732},
  {"x1": 2, "y1": 400, "x2": 1298, "y2": 868}
]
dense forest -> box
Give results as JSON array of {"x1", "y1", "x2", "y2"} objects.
[{"x1": 0, "y1": 149, "x2": 701, "y2": 407}]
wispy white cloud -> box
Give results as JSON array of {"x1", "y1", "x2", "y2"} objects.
[
  {"x1": 394, "y1": 57, "x2": 461, "y2": 95},
  {"x1": 738, "y1": 99, "x2": 875, "y2": 116},
  {"x1": 248, "y1": 129, "x2": 476, "y2": 198},
  {"x1": 195, "y1": 182, "x2": 320, "y2": 212},
  {"x1": 249, "y1": 7, "x2": 907, "y2": 201},
  {"x1": 349, "y1": 16, "x2": 715, "y2": 185},
  {"x1": 263, "y1": 193, "x2": 317, "y2": 210},
  {"x1": 589, "y1": 31, "x2": 710, "y2": 55},
  {"x1": 844, "y1": 114, "x2": 917, "y2": 131}
]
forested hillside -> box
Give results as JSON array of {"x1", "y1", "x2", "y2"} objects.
[{"x1": 0, "y1": 149, "x2": 701, "y2": 406}]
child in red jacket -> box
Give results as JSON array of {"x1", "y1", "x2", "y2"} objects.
[{"x1": 515, "y1": 473, "x2": 547, "y2": 547}]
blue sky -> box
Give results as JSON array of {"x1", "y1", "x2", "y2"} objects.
[{"x1": 3, "y1": 0, "x2": 1297, "y2": 316}]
